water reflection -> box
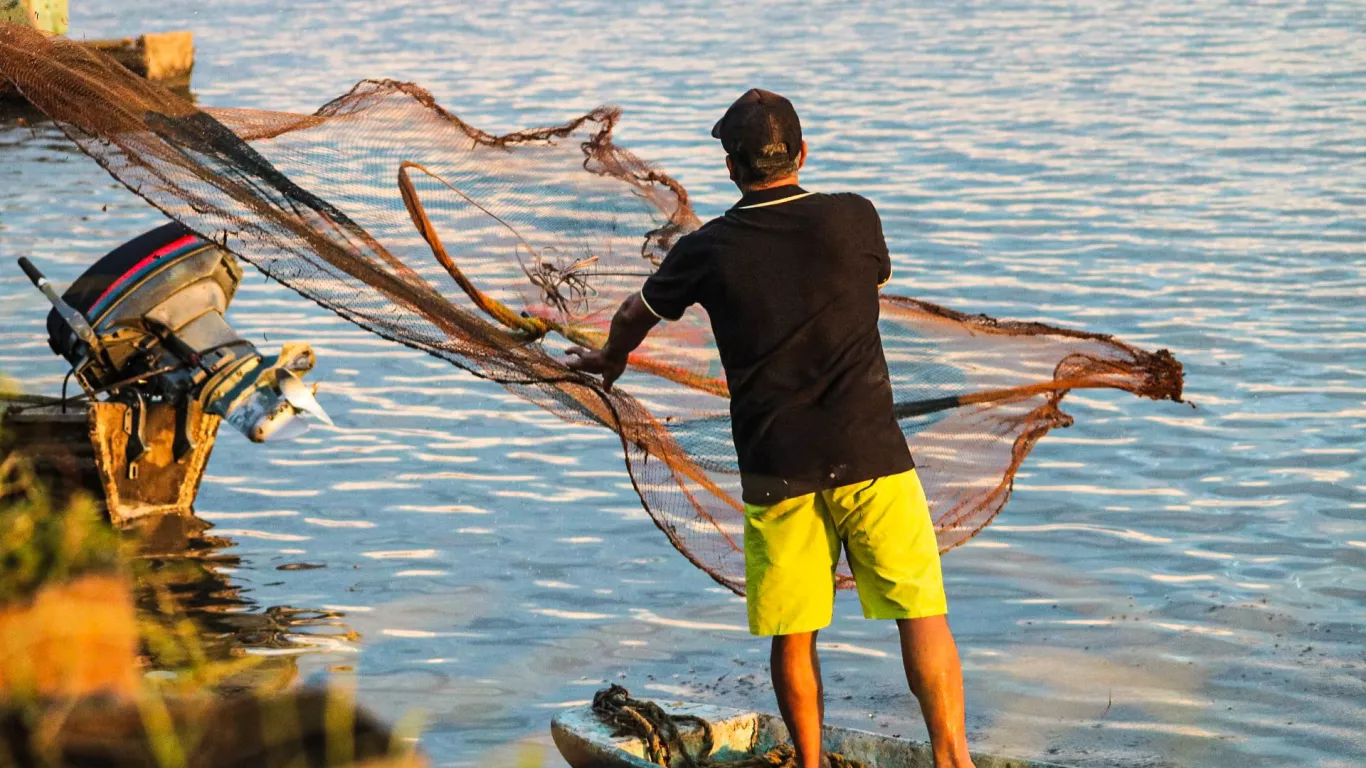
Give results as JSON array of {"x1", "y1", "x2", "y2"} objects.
[{"x1": 126, "y1": 513, "x2": 356, "y2": 692}]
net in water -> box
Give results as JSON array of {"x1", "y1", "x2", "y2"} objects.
[{"x1": 0, "y1": 24, "x2": 1184, "y2": 594}]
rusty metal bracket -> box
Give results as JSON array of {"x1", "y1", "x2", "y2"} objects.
[
  {"x1": 172, "y1": 394, "x2": 197, "y2": 462},
  {"x1": 123, "y1": 391, "x2": 147, "y2": 475}
]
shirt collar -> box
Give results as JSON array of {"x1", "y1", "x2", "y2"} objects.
[{"x1": 733, "y1": 184, "x2": 808, "y2": 210}]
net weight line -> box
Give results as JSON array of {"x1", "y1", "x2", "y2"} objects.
[{"x1": 894, "y1": 376, "x2": 1118, "y2": 420}]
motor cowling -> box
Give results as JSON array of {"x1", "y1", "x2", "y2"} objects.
[{"x1": 40, "y1": 222, "x2": 329, "y2": 444}]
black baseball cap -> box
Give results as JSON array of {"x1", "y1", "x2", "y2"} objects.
[{"x1": 711, "y1": 88, "x2": 803, "y2": 169}]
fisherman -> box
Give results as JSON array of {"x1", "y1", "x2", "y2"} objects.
[{"x1": 566, "y1": 89, "x2": 974, "y2": 768}]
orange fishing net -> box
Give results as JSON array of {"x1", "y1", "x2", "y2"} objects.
[{"x1": 0, "y1": 25, "x2": 1184, "y2": 593}]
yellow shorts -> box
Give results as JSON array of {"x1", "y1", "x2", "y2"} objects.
[{"x1": 743, "y1": 468, "x2": 947, "y2": 636}]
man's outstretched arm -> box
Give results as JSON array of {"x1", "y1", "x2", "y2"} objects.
[{"x1": 564, "y1": 292, "x2": 661, "y2": 391}]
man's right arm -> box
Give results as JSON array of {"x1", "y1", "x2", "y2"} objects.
[
  {"x1": 565, "y1": 292, "x2": 659, "y2": 391},
  {"x1": 565, "y1": 232, "x2": 707, "y2": 390}
]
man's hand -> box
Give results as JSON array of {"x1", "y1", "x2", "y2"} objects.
[
  {"x1": 565, "y1": 346, "x2": 628, "y2": 392},
  {"x1": 564, "y1": 293, "x2": 661, "y2": 392}
]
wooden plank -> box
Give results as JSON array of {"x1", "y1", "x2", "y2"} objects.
[
  {"x1": 0, "y1": 28, "x2": 194, "y2": 105},
  {"x1": 83, "y1": 31, "x2": 195, "y2": 85},
  {"x1": 0, "y1": 0, "x2": 67, "y2": 34},
  {"x1": 141, "y1": 30, "x2": 194, "y2": 81}
]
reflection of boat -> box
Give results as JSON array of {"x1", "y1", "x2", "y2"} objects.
[
  {"x1": 128, "y1": 512, "x2": 357, "y2": 693},
  {"x1": 552, "y1": 695, "x2": 1071, "y2": 768},
  {"x1": 0, "y1": 502, "x2": 406, "y2": 765},
  {"x1": 129, "y1": 513, "x2": 297, "y2": 693}
]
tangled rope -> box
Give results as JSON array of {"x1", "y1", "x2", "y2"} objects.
[{"x1": 590, "y1": 685, "x2": 867, "y2": 768}]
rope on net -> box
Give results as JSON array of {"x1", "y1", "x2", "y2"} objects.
[{"x1": 591, "y1": 685, "x2": 867, "y2": 768}]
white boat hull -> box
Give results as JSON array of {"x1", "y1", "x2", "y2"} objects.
[{"x1": 551, "y1": 697, "x2": 1072, "y2": 768}]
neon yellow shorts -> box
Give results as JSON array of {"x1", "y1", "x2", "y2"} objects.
[{"x1": 743, "y1": 468, "x2": 947, "y2": 636}]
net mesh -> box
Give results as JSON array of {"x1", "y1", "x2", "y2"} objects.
[{"x1": 1, "y1": 25, "x2": 1184, "y2": 594}]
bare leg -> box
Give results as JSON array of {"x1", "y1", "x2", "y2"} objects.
[
  {"x1": 770, "y1": 631, "x2": 825, "y2": 768},
  {"x1": 897, "y1": 616, "x2": 974, "y2": 768}
]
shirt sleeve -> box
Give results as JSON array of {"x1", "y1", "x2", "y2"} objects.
[
  {"x1": 866, "y1": 198, "x2": 893, "y2": 287},
  {"x1": 640, "y1": 233, "x2": 707, "y2": 321}
]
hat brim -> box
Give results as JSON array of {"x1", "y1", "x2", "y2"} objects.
[{"x1": 710, "y1": 117, "x2": 724, "y2": 139}]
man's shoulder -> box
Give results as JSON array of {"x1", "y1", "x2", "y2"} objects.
[
  {"x1": 658, "y1": 219, "x2": 724, "y2": 267},
  {"x1": 677, "y1": 214, "x2": 729, "y2": 247},
  {"x1": 809, "y1": 191, "x2": 877, "y2": 216},
  {"x1": 788, "y1": 193, "x2": 880, "y2": 240},
  {"x1": 692, "y1": 215, "x2": 731, "y2": 236}
]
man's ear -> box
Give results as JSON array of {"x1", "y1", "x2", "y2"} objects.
[
  {"x1": 726, "y1": 154, "x2": 737, "y2": 183},
  {"x1": 796, "y1": 140, "x2": 808, "y2": 171}
]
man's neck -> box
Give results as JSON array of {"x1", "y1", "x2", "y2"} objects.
[{"x1": 740, "y1": 174, "x2": 800, "y2": 194}]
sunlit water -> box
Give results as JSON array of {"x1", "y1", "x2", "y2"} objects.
[{"x1": 2, "y1": 1, "x2": 1364, "y2": 766}]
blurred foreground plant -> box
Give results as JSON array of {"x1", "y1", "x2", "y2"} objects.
[
  {"x1": 0, "y1": 454, "x2": 122, "y2": 603},
  {"x1": 0, "y1": 411, "x2": 424, "y2": 767},
  {"x1": 0, "y1": 450, "x2": 138, "y2": 703}
]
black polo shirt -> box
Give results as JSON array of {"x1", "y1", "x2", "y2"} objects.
[{"x1": 640, "y1": 184, "x2": 914, "y2": 505}]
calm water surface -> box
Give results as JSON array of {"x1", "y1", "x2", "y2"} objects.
[{"x1": 2, "y1": 2, "x2": 1363, "y2": 766}]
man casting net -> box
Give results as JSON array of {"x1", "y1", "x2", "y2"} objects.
[{"x1": 0, "y1": 25, "x2": 1184, "y2": 603}]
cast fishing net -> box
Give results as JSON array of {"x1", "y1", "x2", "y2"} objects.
[{"x1": 0, "y1": 26, "x2": 1184, "y2": 594}]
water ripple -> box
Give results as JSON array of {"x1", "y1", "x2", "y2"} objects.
[{"x1": 2, "y1": 0, "x2": 1362, "y2": 765}]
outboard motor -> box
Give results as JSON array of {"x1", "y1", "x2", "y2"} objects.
[{"x1": 19, "y1": 222, "x2": 330, "y2": 459}]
